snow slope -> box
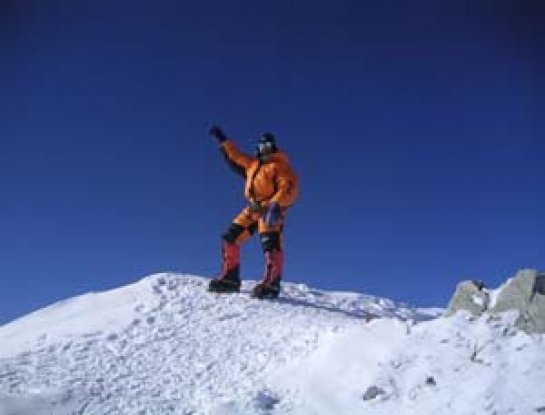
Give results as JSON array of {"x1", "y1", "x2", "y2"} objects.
[{"x1": 0, "y1": 273, "x2": 543, "y2": 415}]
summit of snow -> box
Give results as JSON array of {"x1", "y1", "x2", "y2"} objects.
[
  {"x1": 0, "y1": 273, "x2": 543, "y2": 415},
  {"x1": 0, "y1": 274, "x2": 432, "y2": 359}
]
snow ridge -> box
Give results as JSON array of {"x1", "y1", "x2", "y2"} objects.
[
  {"x1": 1, "y1": 273, "x2": 543, "y2": 415},
  {"x1": 0, "y1": 273, "x2": 432, "y2": 415}
]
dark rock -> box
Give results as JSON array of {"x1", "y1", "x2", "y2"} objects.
[
  {"x1": 362, "y1": 385, "x2": 386, "y2": 401},
  {"x1": 255, "y1": 389, "x2": 280, "y2": 410},
  {"x1": 425, "y1": 376, "x2": 436, "y2": 386}
]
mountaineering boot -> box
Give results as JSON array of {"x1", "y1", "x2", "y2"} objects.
[
  {"x1": 209, "y1": 242, "x2": 241, "y2": 293},
  {"x1": 252, "y1": 278, "x2": 280, "y2": 299},
  {"x1": 252, "y1": 249, "x2": 283, "y2": 299}
]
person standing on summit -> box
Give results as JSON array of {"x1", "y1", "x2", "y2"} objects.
[{"x1": 207, "y1": 126, "x2": 299, "y2": 299}]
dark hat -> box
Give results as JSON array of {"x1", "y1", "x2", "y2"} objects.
[
  {"x1": 256, "y1": 132, "x2": 278, "y2": 156},
  {"x1": 256, "y1": 133, "x2": 278, "y2": 157},
  {"x1": 259, "y1": 132, "x2": 276, "y2": 145}
]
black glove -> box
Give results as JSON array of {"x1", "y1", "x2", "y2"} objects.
[{"x1": 209, "y1": 126, "x2": 227, "y2": 143}]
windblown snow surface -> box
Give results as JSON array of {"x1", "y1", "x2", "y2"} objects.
[{"x1": 0, "y1": 273, "x2": 544, "y2": 415}]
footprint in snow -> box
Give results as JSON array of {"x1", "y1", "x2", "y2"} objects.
[{"x1": 216, "y1": 313, "x2": 242, "y2": 322}]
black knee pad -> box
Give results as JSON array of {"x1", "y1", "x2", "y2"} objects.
[
  {"x1": 248, "y1": 222, "x2": 258, "y2": 235},
  {"x1": 222, "y1": 223, "x2": 245, "y2": 244},
  {"x1": 260, "y1": 232, "x2": 281, "y2": 252}
]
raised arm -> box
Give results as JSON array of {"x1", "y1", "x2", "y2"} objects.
[
  {"x1": 220, "y1": 140, "x2": 253, "y2": 171},
  {"x1": 209, "y1": 126, "x2": 253, "y2": 176}
]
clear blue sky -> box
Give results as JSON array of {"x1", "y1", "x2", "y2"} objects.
[{"x1": 1, "y1": 0, "x2": 544, "y2": 324}]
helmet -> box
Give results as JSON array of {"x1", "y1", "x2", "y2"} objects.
[{"x1": 256, "y1": 132, "x2": 277, "y2": 156}]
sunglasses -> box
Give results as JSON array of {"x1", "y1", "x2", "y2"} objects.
[{"x1": 257, "y1": 141, "x2": 274, "y2": 153}]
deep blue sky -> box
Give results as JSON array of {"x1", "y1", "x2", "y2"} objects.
[{"x1": 1, "y1": 0, "x2": 544, "y2": 324}]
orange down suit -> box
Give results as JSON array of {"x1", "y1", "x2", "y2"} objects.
[{"x1": 220, "y1": 140, "x2": 299, "y2": 244}]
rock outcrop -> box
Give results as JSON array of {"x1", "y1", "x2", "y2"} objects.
[
  {"x1": 491, "y1": 269, "x2": 545, "y2": 333},
  {"x1": 446, "y1": 269, "x2": 545, "y2": 333},
  {"x1": 445, "y1": 280, "x2": 489, "y2": 317}
]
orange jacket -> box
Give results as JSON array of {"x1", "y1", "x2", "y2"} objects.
[{"x1": 220, "y1": 140, "x2": 299, "y2": 208}]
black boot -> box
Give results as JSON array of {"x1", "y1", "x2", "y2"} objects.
[
  {"x1": 208, "y1": 273, "x2": 241, "y2": 293},
  {"x1": 209, "y1": 242, "x2": 241, "y2": 293},
  {"x1": 251, "y1": 248, "x2": 283, "y2": 299},
  {"x1": 251, "y1": 279, "x2": 280, "y2": 299}
]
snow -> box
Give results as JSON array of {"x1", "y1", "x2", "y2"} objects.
[
  {"x1": 270, "y1": 311, "x2": 544, "y2": 415},
  {"x1": 0, "y1": 273, "x2": 543, "y2": 415},
  {"x1": 486, "y1": 278, "x2": 512, "y2": 309},
  {"x1": 0, "y1": 277, "x2": 162, "y2": 358},
  {"x1": 471, "y1": 293, "x2": 486, "y2": 308}
]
